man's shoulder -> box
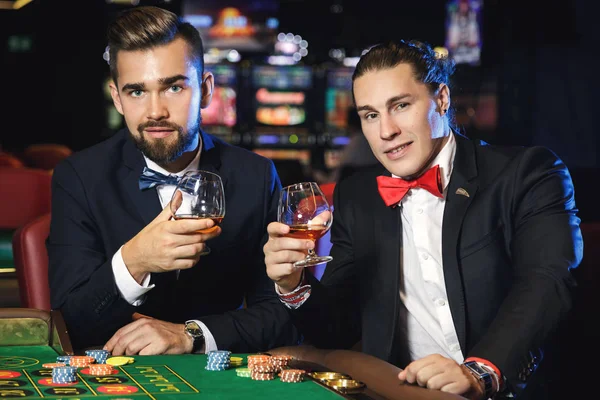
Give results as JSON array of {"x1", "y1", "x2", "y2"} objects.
[
  {"x1": 63, "y1": 130, "x2": 128, "y2": 168},
  {"x1": 460, "y1": 134, "x2": 564, "y2": 172},
  {"x1": 459, "y1": 135, "x2": 569, "y2": 192},
  {"x1": 53, "y1": 130, "x2": 129, "y2": 181}
]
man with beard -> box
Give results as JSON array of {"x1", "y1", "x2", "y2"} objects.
[{"x1": 47, "y1": 6, "x2": 299, "y2": 355}]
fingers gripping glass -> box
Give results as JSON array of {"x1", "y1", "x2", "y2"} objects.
[
  {"x1": 170, "y1": 170, "x2": 225, "y2": 256},
  {"x1": 278, "y1": 182, "x2": 333, "y2": 267}
]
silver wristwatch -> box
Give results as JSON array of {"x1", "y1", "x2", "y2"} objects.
[
  {"x1": 184, "y1": 320, "x2": 205, "y2": 353},
  {"x1": 463, "y1": 361, "x2": 494, "y2": 399}
]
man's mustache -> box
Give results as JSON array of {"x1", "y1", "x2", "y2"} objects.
[{"x1": 138, "y1": 121, "x2": 181, "y2": 133}]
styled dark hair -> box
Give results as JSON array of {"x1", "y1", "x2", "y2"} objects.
[
  {"x1": 352, "y1": 40, "x2": 457, "y2": 129},
  {"x1": 107, "y1": 6, "x2": 204, "y2": 85}
]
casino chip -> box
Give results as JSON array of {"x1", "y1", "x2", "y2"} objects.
[
  {"x1": 52, "y1": 366, "x2": 78, "y2": 384},
  {"x1": 88, "y1": 364, "x2": 116, "y2": 376},
  {"x1": 205, "y1": 350, "x2": 231, "y2": 371},
  {"x1": 106, "y1": 356, "x2": 135, "y2": 366},
  {"x1": 236, "y1": 367, "x2": 251, "y2": 378},
  {"x1": 279, "y1": 369, "x2": 306, "y2": 383},
  {"x1": 43, "y1": 363, "x2": 66, "y2": 368},
  {"x1": 85, "y1": 349, "x2": 111, "y2": 364},
  {"x1": 230, "y1": 356, "x2": 244, "y2": 367}
]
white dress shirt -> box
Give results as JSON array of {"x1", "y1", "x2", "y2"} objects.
[
  {"x1": 396, "y1": 132, "x2": 464, "y2": 363},
  {"x1": 277, "y1": 134, "x2": 463, "y2": 364},
  {"x1": 111, "y1": 148, "x2": 218, "y2": 352}
]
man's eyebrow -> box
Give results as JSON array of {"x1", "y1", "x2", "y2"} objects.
[
  {"x1": 121, "y1": 82, "x2": 145, "y2": 92},
  {"x1": 356, "y1": 94, "x2": 412, "y2": 113},
  {"x1": 121, "y1": 75, "x2": 189, "y2": 92},
  {"x1": 159, "y1": 75, "x2": 189, "y2": 86},
  {"x1": 385, "y1": 94, "x2": 412, "y2": 108}
]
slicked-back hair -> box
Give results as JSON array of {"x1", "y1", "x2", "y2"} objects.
[
  {"x1": 107, "y1": 6, "x2": 204, "y2": 85},
  {"x1": 352, "y1": 40, "x2": 458, "y2": 130}
]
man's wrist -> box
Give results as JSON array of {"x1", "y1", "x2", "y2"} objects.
[
  {"x1": 462, "y1": 361, "x2": 495, "y2": 399},
  {"x1": 122, "y1": 241, "x2": 147, "y2": 284},
  {"x1": 465, "y1": 357, "x2": 502, "y2": 394},
  {"x1": 277, "y1": 270, "x2": 311, "y2": 309},
  {"x1": 276, "y1": 272, "x2": 305, "y2": 294},
  {"x1": 184, "y1": 320, "x2": 205, "y2": 354}
]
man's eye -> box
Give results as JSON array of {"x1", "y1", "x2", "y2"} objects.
[
  {"x1": 130, "y1": 90, "x2": 143, "y2": 97},
  {"x1": 169, "y1": 86, "x2": 183, "y2": 93}
]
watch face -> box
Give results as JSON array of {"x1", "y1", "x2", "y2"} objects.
[
  {"x1": 186, "y1": 322, "x2": 202, "y2": 337},
  {"x1": 466, "y1": 362, "x2": 489, "y2": 377}
]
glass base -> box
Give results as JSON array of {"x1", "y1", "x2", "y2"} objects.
[{"x1": 294, "y1": 255, "x2": 333, "y2": 268}]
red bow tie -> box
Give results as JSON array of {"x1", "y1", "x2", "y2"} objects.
[{"x1": 377, "y1": 165, "x2": 443, "y2": 207}]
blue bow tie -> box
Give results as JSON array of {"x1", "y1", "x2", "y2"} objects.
[{"x1": 139, "y1": 167, "x2": 182, "y2": 190}]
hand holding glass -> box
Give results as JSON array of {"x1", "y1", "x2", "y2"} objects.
[
  {"x1": 170, "y1": 170, "x2": 225, "y2": 255},
  {"x1": 278, "y1": 182, "x2": 333, "y2": 267}
]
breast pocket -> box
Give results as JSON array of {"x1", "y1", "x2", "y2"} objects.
[{"x1": 459, "y1": 224, "x2": 504, "y2": 259}]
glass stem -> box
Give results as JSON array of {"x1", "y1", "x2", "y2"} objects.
[{"x1": 307, "y1": 248, "x2": 316, "y2": 257}]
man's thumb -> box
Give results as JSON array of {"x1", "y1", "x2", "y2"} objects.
[{"x1": 159, "y1": 189, "x2": 182, "y2": 221}]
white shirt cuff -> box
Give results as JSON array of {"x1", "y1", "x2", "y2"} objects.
[
  {"x1": 275, "y1": 279, "x2": 312, "y2": 310},
  {"x1": 190, "y1": 320, "x2": 218, "y2": 353},
  {"x1": 111, "y1": 246, "x2": 154, "y2": 306}
]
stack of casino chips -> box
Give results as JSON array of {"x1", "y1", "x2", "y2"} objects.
[
  {"x1": 88, "y1": 364, "x2": 116, "y2": 376},
  {"x1": 235, "y1": 367, "x2": 252, "y2": 378},
  {"x1": 229, "y1": 356, "x2": 244, "y2": 368},
  {"x1": 279, "y1": 369, "x2": 306, "y2": 383},
  {"x1": 68, "y1": 356, "x2": 95, "y2": 368},
  {"x1": 85, "y1": 349, "x2": 111, "y2": 364},
  {"x1": 52, "y1": 366, "x2": 78, "y2": 384},
  {"x1": 247, "y1": 354, "x2": 271, "y2": 370},
  {"x1": 205, "y1": 350, "x2": 231, "y2": 371},
  {"x1": 269, "y1": 355, "x2": 293, "y2": 373},
  {"x1": 56, "y1": 355, "x2": 71, "y2": 365},
  {"x1": 248, "y1": 357, "x2": 277, "y2": 381}
]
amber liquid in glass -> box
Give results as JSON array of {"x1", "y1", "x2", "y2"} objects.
[
  {"x1": 286, "y1": 225, "x2": 328, "y2": 241},
  {"x1": 173, "y1": 215, "x2": 224, "y2": 233}
]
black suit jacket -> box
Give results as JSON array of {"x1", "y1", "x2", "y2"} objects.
[
  {"x1": 48, "y1": 129, "x2": 299, "y2": 351},
  {"x1": 291, "y1": 134, "x2": 582, "y2": 396}
]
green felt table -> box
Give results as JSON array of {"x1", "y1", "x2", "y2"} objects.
[{"x1": 0, "y1": 346, "x2": 344, "y2": 400}]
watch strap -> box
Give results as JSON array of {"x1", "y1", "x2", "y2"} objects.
[
  {"x1": 463, "y1": 361, "x2": 494, "y2": 399},
  {"x1": 185, "y1": 320, "x2": 205, "y2": 353}
]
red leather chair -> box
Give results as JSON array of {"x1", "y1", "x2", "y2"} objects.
[
  {"x1": 0, "y1": 151, "x2": 25, "y2": 168},
  {"x1": 23, "y1": 143, "x2": 72, "y2": 171},
  {"x1": 12, "y1": 213, "x2": 52, "y2": 310},
  {"x1": 311, "y1": 182, "x2": 336, "y2": 280},
  {"x1": 319, "y1": 182, "x2": 336, "y2": 206},
  {"x1": 0, "y1": 167, "x2": 52, "y2": 230}
]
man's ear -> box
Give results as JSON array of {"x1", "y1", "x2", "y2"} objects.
[
  {"x1": 200, "y1": 72, "x2": 214, "y2": 109},
  {"x1": 109, "y1": 80, "x2": 124, "y2": 115},
  {"x1": 437, "y1": 83, "x2": 450, "y2": 114}
]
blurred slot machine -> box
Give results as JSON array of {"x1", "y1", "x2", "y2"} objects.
[
  {"x1": 249, "y1": 65, "x2": 316, "y2": 184},
  {"x1": 323, "y1": 67, "x2": 354, "y2": 171},
  {"x1": 202, "y1": 63, "x2": 240, "y2": 145}
]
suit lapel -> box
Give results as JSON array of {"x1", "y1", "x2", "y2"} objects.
[
  {"x1": 121, "y1": 136, "x2": 163, "y2": 226},
  {"x1": 197, "y1": 130, "x2": 227, "y2": 188},
  {"x1": 371, "y1": 167, "x2": 405, "y2": 361},
  {"x1": 442, "y1": 134, "x2": 479, "y2": 353}
]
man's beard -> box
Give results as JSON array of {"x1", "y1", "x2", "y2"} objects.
[{"x1": 130, "y1": 119, "x2": 200, "y2": 165}]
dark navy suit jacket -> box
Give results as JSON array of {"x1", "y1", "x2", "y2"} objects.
[
  {"x1": 290, "y1": 134, "x2": 582, "y2": 397},
  {"x1": 48, "y1": 129, "x2": 299, "y2": 351}
]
